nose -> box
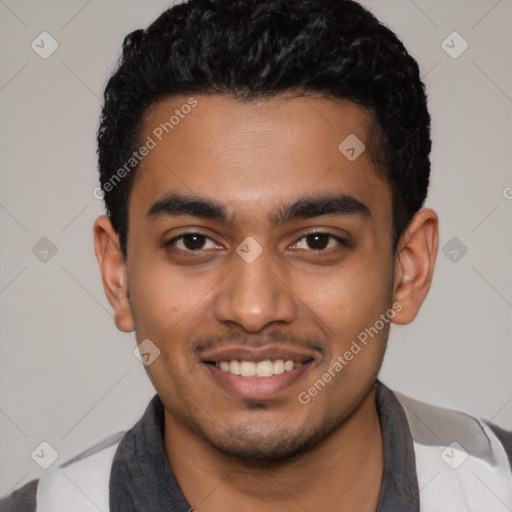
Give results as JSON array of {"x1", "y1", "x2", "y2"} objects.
[{"x1": 213, "y1": 242, "x2": 297, "y2": 332}]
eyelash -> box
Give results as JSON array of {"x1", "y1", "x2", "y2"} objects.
[{"x1": 163, "y1": 231, "x2": 350, "y2": 255}]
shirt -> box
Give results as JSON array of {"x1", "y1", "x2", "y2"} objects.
[{"x1": 1, "y1": 380, "x2": 511, "y2": 511}]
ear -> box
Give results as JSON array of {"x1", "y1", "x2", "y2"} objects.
[
  {"x1": 93, "y1": 216, "x2": 134, "y2": 333},
  {"x1": 391, "y1": 208, "x2": 439, "y2": 325}
]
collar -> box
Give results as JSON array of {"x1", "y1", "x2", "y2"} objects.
[
  {"x1": 375, "y1": 380, "x2": 420, "y2": 511},
  {"x1": 109, "y1": 380, "x2": 419, "y2": 511}
]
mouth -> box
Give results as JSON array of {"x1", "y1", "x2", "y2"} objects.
[{"x1": 201, "y1": 348, "x2": 316, "y2": 400}]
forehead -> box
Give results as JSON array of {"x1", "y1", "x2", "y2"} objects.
[{"x1": 129, "y1": 93, "x2": 390, "y2": 229}]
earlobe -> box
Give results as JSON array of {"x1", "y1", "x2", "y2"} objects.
[
  {"x1": 93, "y1": 216, "x2": 135, "y2": 333},
  {"x1": 391, "y1": 208, "x2": 439, "y2": 325}
]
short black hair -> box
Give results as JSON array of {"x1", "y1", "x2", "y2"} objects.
[{"x1": 97, "y1": 0, "x2": 431, "y2": 258}]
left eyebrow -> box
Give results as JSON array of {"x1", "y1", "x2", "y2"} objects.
[
  {"x1": 271, "y1": 192, "x2": 371, "y2": 225},
  {"x1": 146, "y1": 192, "x2": 370, "y2": 225}
]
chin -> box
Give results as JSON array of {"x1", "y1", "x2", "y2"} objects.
[{"x1": 200, "y1": 413, "x2": 347, "y2": 467}]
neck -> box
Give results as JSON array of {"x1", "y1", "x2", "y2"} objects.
[{"x1": 164, "y1": 384, "x2": 383, "y2": 512}]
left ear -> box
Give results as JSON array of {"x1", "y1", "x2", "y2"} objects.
[{"x1": 391, "y1": 208, "x2": 439, "y2": 325}]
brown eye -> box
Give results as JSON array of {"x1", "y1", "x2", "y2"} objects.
[
  {"x1": 305, "y1": 233, "x2": 330, "y2": 250},
  {"x1": 292, "y1": 232, "x2": 349, "y2": 252},
  {"x1": 165, "y1": 233, "x2": 219, "y2": 253},
  {"x1": 181, "y1": 234, "x2": 207, "y2": 250}
]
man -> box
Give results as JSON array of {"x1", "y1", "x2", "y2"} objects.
[{"x1": 2, "y1": 0, "x2": 511, "y2": 510}]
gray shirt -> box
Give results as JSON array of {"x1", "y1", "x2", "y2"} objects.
[{"x1": 2, "y1": 380, "x2": 511, "y2": 511}]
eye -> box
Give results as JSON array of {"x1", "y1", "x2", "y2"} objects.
[
  {"x1": 291, "y1": 232, "x2": 349, "y2": 252},
  {"x1": 164, "y1": 231, "x2": 350, "y2": 256},
  {"x1": 165, "y1": 233, "x2": 220, "y2": 252}
]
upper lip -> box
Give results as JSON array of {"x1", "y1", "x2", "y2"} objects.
[{"x1": 200, "y1": 346, "x2": 316, "y2": 364}]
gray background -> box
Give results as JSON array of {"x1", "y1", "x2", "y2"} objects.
[{"x1": 1, "y1": 0, "x2": 511, "y2": 496}]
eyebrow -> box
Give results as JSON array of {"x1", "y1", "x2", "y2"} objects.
[{"x1": 147, "y1": 192, "x2": 370, "y2": 225}]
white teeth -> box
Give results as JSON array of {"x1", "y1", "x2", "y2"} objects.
[
  {"x1": 240, "y1": 361, "x2": 256, "y2": 377},
  {"x1": 273, "y1": 359, "x2": 285, "y2": 375},
  {"x1": 229, "y1": 360, "x2": 241, "y2": 375},
  {"x1": 256, "y1": 360, "x2": 274, "y2": 377},
  {"x1": 215, "y1": 359, "x2": 300, "y2": 377}
]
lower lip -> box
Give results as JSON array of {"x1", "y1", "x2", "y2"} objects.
[{"x1": 204, "y1": 362, "x2": 313, "y2": 400}]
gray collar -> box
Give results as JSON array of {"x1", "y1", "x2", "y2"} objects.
[{"x1": 109, "y1": 380, "x2": 419, "y2": 512}]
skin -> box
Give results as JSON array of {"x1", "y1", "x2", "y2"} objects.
[{"x1": 94, "y1": 93, "x2": 438, "y2": 511}]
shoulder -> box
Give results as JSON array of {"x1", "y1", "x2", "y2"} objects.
[
  {"x1": 36, "y1": 431, "x2": 125, "y2": 511},
  {"x1": 0, "y1": 479, "x2": 39, "y2": 512},
  {"x1": 392, "y1": 388, "x2": 512, "y2": 510},
  {"x1": 0, "y1": 431, "x2": 125, "y2": 512},
  {"x1": 394, "y1": 389, "x2": 512, "y2": 462}
]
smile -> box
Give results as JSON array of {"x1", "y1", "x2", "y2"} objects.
[
  {"x1": 215, "y1": 359, "x2": 301, "y2": 378},
  {"x1": 201, "y1": 347, "x2": 316, "y2": 400}
]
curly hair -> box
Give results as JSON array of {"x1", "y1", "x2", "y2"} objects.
[{"x1": 97, "y1": 0, "x2": 431, "y2": 257}]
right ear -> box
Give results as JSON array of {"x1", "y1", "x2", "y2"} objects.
[{"x1": 93, "y1": 216, "x2": 134, "y2": 333}]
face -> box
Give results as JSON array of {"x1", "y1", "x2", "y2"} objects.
[{"x1": 95, "y1": 93, "x2": 434, "y2": 463}]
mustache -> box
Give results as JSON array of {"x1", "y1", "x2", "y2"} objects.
[{"x1": 191, "y1": 330, "x2": 326, "y2": 357}]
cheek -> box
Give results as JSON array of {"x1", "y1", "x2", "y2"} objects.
[
  {"x1": 300, "y1": 257, "x2": 392, "y2": 337},
  {"x1": 128, "y1": 263, "x2": 212, "y2": 393},
  {"x1": 127, "y1": 254, "x2": 214, "y2": 341},
  {"x1": 296, "y1": 266, "x2": 391, "y2": 409}
]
